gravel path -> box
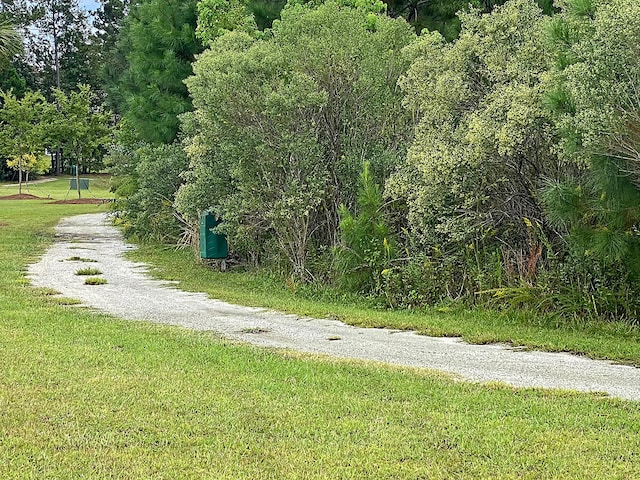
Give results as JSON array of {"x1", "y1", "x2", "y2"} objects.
[{"x1": 27, "y1": 213, "x2": 640, "y2": 401}]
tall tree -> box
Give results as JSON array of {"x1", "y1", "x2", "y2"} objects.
[
  {"x1": 93, "y1": 0, "x2": 129, "y2": 106},
  {"x1": 23, "y1": 0, "x2": 93, "y2": 93},
  {"x1": 388, "y1": 0, "x2": 559, "y2": 290},
  {"x1": 109, "y1": 0, "x2": 202, "y2": 144},
  {"x1": 543, "y1": 0, "x2": 640, "y2": 268},
  {"x1": 177, "y1": 2, "x2": 415, "y2": 276}
]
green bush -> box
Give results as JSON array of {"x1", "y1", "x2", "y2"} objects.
[{"x1": 335, "y1": 162, "x2": 397, "y2": 295}]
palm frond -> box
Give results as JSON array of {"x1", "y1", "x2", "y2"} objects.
[{"x1": 0, "y1": 21, "x2": 22, "y2": 60}]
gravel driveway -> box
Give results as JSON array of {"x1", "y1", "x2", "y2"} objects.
[{"x1": 27, "y1": 213, "x2": 640, "y2": 401}]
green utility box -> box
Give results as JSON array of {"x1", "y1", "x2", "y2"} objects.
[
  {"x1": 200, "y1": 212, "x2": 228, "y2": 259},
  {"x1": 69, "y1": 178, "x2": 90, "y2": 190}
]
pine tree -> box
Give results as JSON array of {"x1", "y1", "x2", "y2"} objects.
[
  {"x1": 108, "y1": 0, "x2": 202, "y2": 144},
  {"x1": 543, "y1": 0, "x2": 640, "y2": 273}
]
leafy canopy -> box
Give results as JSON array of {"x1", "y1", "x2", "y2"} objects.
[
  {"x1": 177, "y1": 1, "x2": 415, "y2": 276},
  {"x1": 389, "y1": 0, "x2": 557, "y2": 253}
]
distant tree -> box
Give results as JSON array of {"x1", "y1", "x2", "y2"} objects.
[
  {"x1": 92, "y1": 0, "x2": 129, "y2": 107},
  {"x1": 0, "y1": 90, "x2": 51, "y2": 194},
  {"x1": 49, "y1": 85, "x2": 111, "y2": 198},
  {"x1": 23, "y1": 0, "x2": 93, "y2": 93},
  {"x1": 6, "y1": 152, "x2": 50, "y2": 188},
  {"x1": 93, "y1": 0, "x2": 129, "y2": 52}
]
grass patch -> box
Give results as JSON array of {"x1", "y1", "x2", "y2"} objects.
[
  {"x1": 31, "y1": 287, "x2": 61, "y2": 296},
  {"x1": 66, "y1": 256, "x2": 98, "y2": 262},
  {"x1": 0, "y1": 174, "x2": 112, "y2": 200},
  {"x1": 48, "y1": 296, "x2": 83, "y2": 305},
  {"x1": 129, "y1": 246, "x2": 640, "y2": 366},
  {"x1": 75, "y1": 267, "x2": 103, "y2": 276},
  {"x1": 1, "y1": 184, "x2": 640, "y2": 478},
  {"x1": 241, "y1": 327, "x2": 271, "y2": 334},
  {"x1": 83, "y1": 276, "x2": 107, "y2": 285}
]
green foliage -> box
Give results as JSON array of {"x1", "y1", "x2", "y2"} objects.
[
  {"x1": 83, "y1": 276, "x2": 107, "y2": 284},
  {"x1": 93, "y1": 0, "x2": 129, "y2": 108},
  {"x1": 110, "y1": 141, "x2": 190, "y2": 242},
  {"x1": 195, "y1": 0, "x2": 258, "y2": 43},
  {"x1": 0, "y1": 89, "x2": 50, "y2": 159},
  {"x1": 25, "y1": 0, "x2": 96, "y2": 93},
  {"x1": 110, "y1": 0, "x2": 202, "y2": 144},
  {"x1": 547, "y1": 0, "x2": 640, "y2": 173},
  {"x1": 0, "y1": 89, "x2": 52, "y2": 192},
  {"x1": 0, "y1": 59, "x2": 28, "y2": 98},
  {"x1": 388, "y1": 0, "x2": 558, "y2": 299},
  {"x1": 247, "y1": 0, "x2": 287, "y2": 29},
  {"x1": 0, "y1": 20, "x2": 22, "y2": 60},
  {"x1": 335, "y1": 162, "x2": 396, "y2": 294},
  {"x1": 283, "y1": 0, "x2": 386, "y2": 14},
  {"x1": 48, "y1": 85, "x2": 112, "y2": 197},
  {"x1": 540, "y1": 0, "x2": 640, "y2": 316},
  {"x1": 178, "y1": 2, "x2": 415, "y2": 277},
  {"x1": 5, "y1": 152, "x2": 50, "y2": 175}
]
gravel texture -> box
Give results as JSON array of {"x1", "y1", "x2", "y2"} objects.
[{"x1": 27, "y1": 213, "x2": 640, "y2": 401}]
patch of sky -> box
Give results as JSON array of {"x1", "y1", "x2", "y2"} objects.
[{"x1": 79, "y1": 0, "x2": 100, "y2": 11}]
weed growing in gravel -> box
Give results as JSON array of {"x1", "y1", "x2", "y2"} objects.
[
  {"x1": 84, "y1": 277, "x2": 107, "y2": 285},
  {"x1": 66, "y1": 256, "x2": 98, "y2": 262},
  {"x1": 241, "y1": 327, "x2": 270, "y2": 334},
  {"x1": 75, "y1": 267, "x2": 102, "y2": 276}
]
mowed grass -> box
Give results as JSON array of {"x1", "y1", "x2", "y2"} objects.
[
  {"x1": 1, "y1": 182, "x2": 640, "y2": 478},
  {"x1": 131, "y1": 247, "x2": 640, "y2": 366},
  {"x1": 0, "y1": 173, "x2": 112, "y2": 199}
]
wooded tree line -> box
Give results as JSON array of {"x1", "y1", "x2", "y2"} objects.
[{"x1": 2, "y1": 0, "x2": 640, "y2": 322}]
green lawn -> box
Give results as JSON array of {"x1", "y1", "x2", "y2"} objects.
[
  {"x1": 1, "y1": 181, "x2": 640, "y2": 479},
  {"x1": 1, "y1": 173, "x2": 112, "y2": 200},
  {"x1": 131, "y1": 246, "x2": 640, "y2": 367}
]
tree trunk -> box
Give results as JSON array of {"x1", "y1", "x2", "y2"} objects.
[
  {"x1": 55, "y1": 149, "x2": 62, "y2": 175},
  {"x1": 53, "y1": 7, "x2": 62, "y2": 176},
  {"x1": 76, "y1": 162, "x2": 81, "y2": 199},
  {"x1": 53, "y1": 8, "x2": 61, "y2": 90}
]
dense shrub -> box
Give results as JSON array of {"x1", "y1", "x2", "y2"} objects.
[{"x1": 176, "y1": 2, "x2": 415, "y2": 278}]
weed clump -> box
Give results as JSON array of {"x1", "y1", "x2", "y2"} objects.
[
  {"x1": 75, "y1": 268, "x2": 102, "y2": 276},
  {"x1": 66, "y1": 256, "x2": 98, "y2": 262}
]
